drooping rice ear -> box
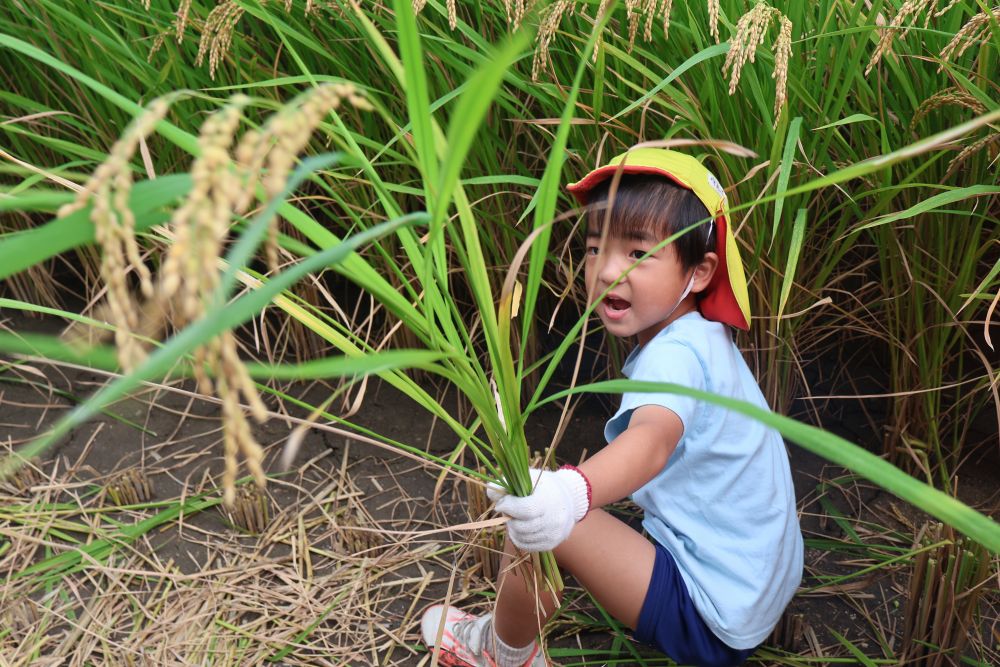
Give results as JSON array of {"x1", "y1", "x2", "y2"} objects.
[
  {"x1": 58, "y1": 97, "x2": 172, "y2": 373},
  {"x1": 940, "y1": 7, "x2": 1000, "y2": 66},
  {"x1": 155, "y1": 86, "x2": 372, "y2": 507},
  {"x1": 721, "y1": 3, "x2": 794, "y2": 125}
]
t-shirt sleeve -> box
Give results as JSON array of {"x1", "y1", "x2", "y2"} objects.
[{"x1": 603, "y1": 341, "x2": 707, "y2": 443}]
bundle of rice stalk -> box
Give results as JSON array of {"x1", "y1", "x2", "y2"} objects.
[
  {"x1": 902, "y1": 522, "x2": 994, "y2": 666},
  {"x1": 203, "y1": 0, "x2": 606, "y2": 592}
]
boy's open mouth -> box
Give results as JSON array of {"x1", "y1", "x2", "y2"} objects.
[{"x1": 603, "y1": 295, "x2": 631, "y2": 318}]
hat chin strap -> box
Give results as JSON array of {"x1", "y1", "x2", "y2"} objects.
[{"x1": 663, "y1": 272, "x2": 696, "y2": 322}]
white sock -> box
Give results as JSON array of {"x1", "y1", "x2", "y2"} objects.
[{"x1": 490, "y1": 620, "x2": 537, "y2": 667}]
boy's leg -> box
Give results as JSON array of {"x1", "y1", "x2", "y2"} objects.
[{"x1": 493, "y1": 508, "x2": 657, "y2": 648}]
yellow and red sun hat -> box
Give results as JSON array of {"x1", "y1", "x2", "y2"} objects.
[{"x1": 566, "y1": 147, "x2": 751, "y2": 331}]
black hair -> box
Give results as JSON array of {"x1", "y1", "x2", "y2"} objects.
[{"x1": 584, "y1": 174, "x2": 716, "y2": 271}]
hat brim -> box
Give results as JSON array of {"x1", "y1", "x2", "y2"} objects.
[{"x1": 567, "y1": 158, "x2": 751, "y2": 331}]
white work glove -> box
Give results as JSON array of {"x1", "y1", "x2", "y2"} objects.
[{"x1": 487, "y1": 466, "x2": 591, "y2": 552}]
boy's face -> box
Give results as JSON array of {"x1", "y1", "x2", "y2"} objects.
[{"x1": 584, "y1": 225, "x2": 700, "y2": 346}]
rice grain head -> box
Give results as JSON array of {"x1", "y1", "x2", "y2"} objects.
[
  {"x1": 625, "y1": 0, "x2": 641, "y2": 50},
  {"x1": 707, "y1": 0, "x2": 720, "y2": 42},
  {"x1": 140, "y1": 100, "x2": 250, "y2": 503},
  {"x1": 865, "y1": 0, "x2": 963, "y2": 75},
  {"x1": 722, "y1": 3, "x2": 771, "y2": 93},
  {"x1": 152, "y1": 96, "x2": 272, "y2": 505},
  {"x1": 946, "y1": 132, "x2": 1000, "y2": 178},
  {"x1": 592, "y1": 0, "x2": 614, "y2": 62},
  {"x1": 175, "y1": 0, "x2": 193, "y2": 43},
  {"x1": 256, "y1": 83, "x2": 371, "y2": 273},
  {"x1": 940, "y1": 7, "x2": 1000, "y2": 67},
  {"x1": 533, "y1": 0, "x2": 574, "y2": 81},
  {"x1": 642, "y1": 0, "x2": 657, "y2": 42},
  {"x1": 507, "y1": 0, "x2": 534, "y2": 30},
  {"x1": 57, "y1": 98, "x2": 172, "y2": 372},
  {"x1": 865, "y1": 0, "x2": 926, "y2": 75},
  {"x1": 196, "y1": 0, "x2": 245, "y2": 79},
  {"x1": 772, "y1": 15, "x2": 792, "y2": 122},
  {"x1": 65, "y1": 84, "x2": 371, "y2": 508},
  {"x1": 660, "y1": 0, "x2": 673, "y2": 40},
  {"x1": 933, "y1": 0, "x2": 963, "y2": 17},
  {"x1": 911, "y1": 87, "x2": 988, "y2": 128},
  {"x1": 218, "y1": 331, "x2": 268, "y2": 504},
  {"x1": 149, "y1": 32, "x2": 168, "y2": 63},
  {"x1": 158, "y1": 99, "x2": 246, "y2": 322},
  {"x1": 172, "y1": 85, "x2": 369, "y2": 505},
  {"x1": 721, "y1": 2, "x2": 792, "y2": 125}
]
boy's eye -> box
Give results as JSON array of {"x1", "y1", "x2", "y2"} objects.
[
  {"x1": 586, "y1": 246, "x2": 599, "y2": 256},
  {"x1": 629, "y1": 249, "x2": 648, "y2": 260}
]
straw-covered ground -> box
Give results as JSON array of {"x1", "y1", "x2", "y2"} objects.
[{"x1": 2, "y1": 318, "x2": 999, "y2": 666}]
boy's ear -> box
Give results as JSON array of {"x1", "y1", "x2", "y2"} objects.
[{"x1": 692, "y1": 252, "x2": 719, "y2": 293}]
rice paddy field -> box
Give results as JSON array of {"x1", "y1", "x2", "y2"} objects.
[{"x1": 1, "y1": 0, "x2": 999, "y2": 665}]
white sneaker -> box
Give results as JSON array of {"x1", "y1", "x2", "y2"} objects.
[{"x1": 420, "y1": 605, "x2": 545, "y2": 667}]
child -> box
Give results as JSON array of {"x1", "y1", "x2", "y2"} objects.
[{"x1": 421, "y1": 148, "x2": 803, "y2": 667}]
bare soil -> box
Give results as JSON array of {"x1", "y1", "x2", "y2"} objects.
[{"x1": 2, "y1": 314, "x2": 998, "y2": 665}]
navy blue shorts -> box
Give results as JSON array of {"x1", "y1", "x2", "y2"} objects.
[{"x1": 635, "y1": 543, "x2": 755, "y2": 667}]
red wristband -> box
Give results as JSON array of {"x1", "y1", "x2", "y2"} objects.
[{"x1": 558, "y1": 464, "x2": 592, "y2": 512}]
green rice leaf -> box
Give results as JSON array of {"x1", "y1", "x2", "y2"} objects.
[
  {"x1": 610, "y1": 42, "x2": 730, "y2": 121},
  {"x1": 245, "y1": 350, "x2": 452, "y2": 380},
  {"x1": 959, "y1": 252, "x2": 1000, "y2": 314},
  {"x1": 773, "y1": 116, "x2": 802, "y2": 241},
  {"x1": 15, "y1": 494, "x2": 219, "y2": 586},
  {"x1": 393, "y1": 0, "x2": 438, "y2": 195},
  {"x1": 0, "y1": 175, "x2": 190, "y2": 282},
  {"x1": 853, "y1": 185, "x2": 1000, "y2": 232},
  {"x1": 0, "y1": 328, "x2": 449, "y2": 382},
  {"x1": 829, "y1": 629, "x2": 880, "y2": 667},
  {"x1": 0, "y1": 189, "x2": 74, "y2": 213},
  {"x1": 0, "y1": 332, "x2": 119, "y2": 370},
  {"x1": 0, "y1": 33, "x2": 198, "y2": 154},
  {"x1": 519, "y1": 3, "x2": 617, "y2": 353},
  {"x1": 437, "y1": 30, "x2": 531, "y2": 232},
  {"x1": 813, "y1": 113, "x2": 881, "y2": 131},
  {"x1": 777, "y1": 209, "x2": 807, "y2": 323}
]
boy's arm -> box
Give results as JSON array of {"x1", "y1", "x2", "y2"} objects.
[
  {"x1": 490, "y1": 404, "x2": 682, "y2": 553},
  {"x1": 578, "y1": 404, "x2": 682, "y2": 508}
]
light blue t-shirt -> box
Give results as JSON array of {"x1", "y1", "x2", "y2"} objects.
[{"x1": 604, "y1": 312, "x2": 803, "y2": 650}]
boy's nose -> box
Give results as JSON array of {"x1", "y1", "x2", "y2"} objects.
[{"x1": 597, "y1": 254, "x2": 628, "y2": 286}]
